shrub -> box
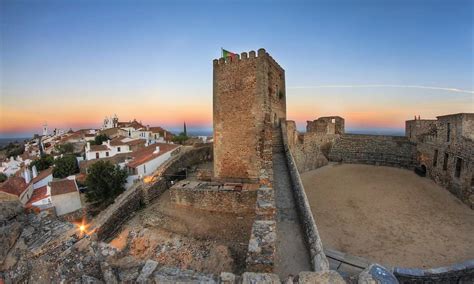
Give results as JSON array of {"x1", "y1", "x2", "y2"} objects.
[{"x1": 53, "y1": 155, "x2": 79, "y2": 178}]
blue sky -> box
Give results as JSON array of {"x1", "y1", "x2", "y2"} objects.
[{"x1": 1, "y1": 0, "x2": 472, "y2": 138}]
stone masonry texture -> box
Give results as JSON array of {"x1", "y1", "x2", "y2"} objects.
[
  {"x1": 406, "y1": 113, "x2": 474, "y2": 208},
  {"x1": 213, "y1": 49, "x2": 286, "y2": 182}
]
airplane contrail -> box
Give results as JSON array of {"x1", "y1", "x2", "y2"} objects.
[{"x1": 288, "y1": 84, "x2": 474, "y2": 95}]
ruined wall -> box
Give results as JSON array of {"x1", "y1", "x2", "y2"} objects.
[
  {"x1": 170, "y1": 181, "x2": 258, "y2": 214},
  {"x1": 306, "y1": 116, "x2": 344, "y2": 135},
  {"x1": 213, "y1": 49, "x2": 285, "y2": 182},
  {"x1": 92, "y1": 145, "x2": 213, "y2": 241},
  {"x1": 405, "y1": 119, "x2": 437, "y2": 142},
  {"x1": 285, "y1": 120, "x2": 339, "y2": 173},
  {"x1": 410, "y1": 114, "x2": 474, "y2": 208},
  {"x1": 328, "y1": 134, "x2": 416, "y2": 168}
]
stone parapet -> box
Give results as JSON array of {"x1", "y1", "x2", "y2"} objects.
[{"x1": 280, "y1": 120, "x2": 330, "y2": 272}]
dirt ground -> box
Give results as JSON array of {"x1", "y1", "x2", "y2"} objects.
[
  {"x1": 301, "y1": 163, "x2": 474, "y2": 268},
  {"x1": 108, "y1": 190, "x2": 254, "y2": 274}
]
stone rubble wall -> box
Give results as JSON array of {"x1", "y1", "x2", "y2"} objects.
[
  {"x1": 92, "y1": 145, "x2": 213, "y2": 241},
  {"x1": 328, "y1": 134, "x2": 416, "y2": 168},
  {"x1": 245, "y1": 186, "x2": 277, "y2": 271},
  {"x1": 285, "y1": 120, "x2": 340, "y2": 173},
  {"x1": 280, "y1": 120, "x2": 330, "y2": 271},
  {"x1": 170, "y1": 182, "x2": 258, "y2": 214}
]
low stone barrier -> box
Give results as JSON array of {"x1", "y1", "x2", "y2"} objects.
[
  {"x1": 280, "y1": 120, "x2": 329, "y2": 271},
  {"x1": 328, "y1": 134, "x2": 416, "y2": 168},
  {"x1": 393, "y1": 260, "x2": 474, "y2": 283},
  {"x1": 170, "y1": 181, "x2": 258, "y2": 214}
]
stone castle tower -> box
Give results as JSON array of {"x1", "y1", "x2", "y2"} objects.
[{"x1": 213, "y1": 48, "x2": 286, "y2": 182}]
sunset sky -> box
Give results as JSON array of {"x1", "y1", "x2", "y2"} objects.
[{"x1": 1, "y1": 0, "x2": 473, "y2": 138}]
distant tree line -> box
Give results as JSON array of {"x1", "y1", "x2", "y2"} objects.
[{"x1": 1, "y1": 142, "x2": 25, "y2": 158}]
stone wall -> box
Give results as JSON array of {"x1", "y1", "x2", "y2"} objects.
[
  {"x1": 393, "y1": 260, "x2": 474, "y2": 283},
  {"x1": 407, "y1": 113, "x2": 474, "y2": 208},
  {"x1": 92, "y1": 145, "x2": 213, "y2": 241},
  {"x1": 213, "y1": 48, "x2": 285, "y2": 182},
  {"x1": 170, "y1": 181, "x2": 258, "y2": 214},
  {"x1": 281, "y1": 120, "x2": 329, "y2": 272},
  {"x1": 328, "y1": 134, "x2": 416, "y2": 168},
  {"x1": 246, "y1": 186, "x2": 277, "y2": 273},
  {"x1": 286, "y1": 120, "x2": 339, "y2": 173}
]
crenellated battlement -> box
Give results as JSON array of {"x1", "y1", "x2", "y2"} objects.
[{"x1": 213, "y1": 48, "x2": 284, "y2": 72}]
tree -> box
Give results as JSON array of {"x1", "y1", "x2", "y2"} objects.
[
  {"x1": 0, "y1": 173, "x2": 7, "y2": 183},
  {"x1": 85, "y1": 161, "x2": 128, "y2": 206},
  {"x1": 53, "y1": 155, "x2": 79, "y2": 178},
  {"x1": 30, "y1": 155, "x2": 54, "y2": 171},
  {"x1": 55, "y1": 143, "x2": 74, "y2": 154},
  {"x1": 92, "y1": 134, "x2": 109, "y2": 146},
  {"x1": 172, "y1": 132, "x2": 189, "y2": 145}
]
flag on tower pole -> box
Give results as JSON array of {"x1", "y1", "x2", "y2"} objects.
[{"x1": 222, "y1": 48, "x2": 237, "y2": 60}]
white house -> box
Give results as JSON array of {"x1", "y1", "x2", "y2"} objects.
[
  {"x1": 31, "y1": 167, "x2": 53, "y2": 190},
  {"x1": 0, "y1": 156, "x2": 30, "y2": 177},
  {"x1": 50, "y1": 178, "x2": 82, "y2": 216},
  {"x1": 26, "y1": 185, "x2": 53, "y2": 211},
  {"x1": 0, "y1": 176, "x2": 34, "y2": 205},
  {"x1": 84, "y1": 136, "x2": 136, "y2": 161},
  {"x1": 125, "y1": 143, "x2": 180, "y2": 186}
]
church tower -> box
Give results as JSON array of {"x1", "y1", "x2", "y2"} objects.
[{"x1": 42, "y1": 122, "x2": 48, "y2": 136}]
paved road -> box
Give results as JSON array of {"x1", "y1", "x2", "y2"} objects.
[{"x1": 272, "y1": 128, "x2": 312, "y2": 278}]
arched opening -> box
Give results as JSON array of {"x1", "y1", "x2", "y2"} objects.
[
  {"x1": 273, "y1": 113, "x2": 279, "y2": 127},
  {"x1": 415, "y1": 164, "x2": 427, "y2": 177}
]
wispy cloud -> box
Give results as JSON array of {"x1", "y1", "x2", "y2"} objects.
[{"x1": 288, "y1": 85, "x2": 474, "y2": 95}]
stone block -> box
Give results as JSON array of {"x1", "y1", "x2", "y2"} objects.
[
  {"x1": 242, "y1": 272, "x2": 280, "y2": 284},
  {"x1": 137, "y1": 259, "x2": 158, "y2": 282},
  {"x1": 298, "y1": 271, "x2": 345, "y2": 284}
]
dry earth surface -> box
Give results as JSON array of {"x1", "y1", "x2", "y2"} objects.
[
  {"x1": 301, "y1": 163, "x2": 474, "y2": 268},
  {"x1": 108, "y1": 190, "x2": 254, "y2": 275}
]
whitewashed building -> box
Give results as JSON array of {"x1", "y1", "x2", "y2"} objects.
[{"x1": 125, "y1": 143, "x2": 180, "y2": 186}]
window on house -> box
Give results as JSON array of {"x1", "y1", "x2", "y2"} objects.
[
  {"x1": 95, "y1": 153, "x2": 99, "y2": 159},
  {"x1": 455, "y1": 158, "x2": 462, "y2": 178},
  {"x1": 117, "y1": 147, "x2": 121, "y2": 152},
  {"x1": 143, "y1": 164, "x2": 146, "y2": 173},
  {"x1": 106, "y1": 152, "x2": 109, "y2": 157},
  {"x1": 433, "y1": 150, "x2": 438, "y2": 167},
  {"x1": 447, "y1": 123, "x2": 451, "y2": 142},
  {"x1": 443, "y1": 153, "x2": 449, "y2": 170}
]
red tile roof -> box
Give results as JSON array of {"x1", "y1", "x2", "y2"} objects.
[
  {"x1": 75, "y1": 173, "x2": 87, "y2": 183},
  {"x1": 25, "y1": 186, "x2": 49, "y2": 207},
  {"x1": 127, "y1": 143, "x2": 179, "y2": 168},
  {"x1": 125, "y1": 139, "x2": 145, "y2": 147},
  {"x1": 148, "y1": 127, "x2": 174, "y2": 140},
  {"x1": 31, "y1": 168, "x2": 53, "y2": 184},
  {"x1": 117, "y1": 120, "x2": 144, "y2": 130},
  {"x1": 50, "y1": 179, "x2": 78, "y2": 196},
  {"x1": 0, "y1": 176, "x2": 29, "y2": 197},
  {"x1": 110, "y1": 136, "x2": 128, "y2": 146},
  {"x1": 90, "y1": 145, "x2": 109, "y2": 151}
]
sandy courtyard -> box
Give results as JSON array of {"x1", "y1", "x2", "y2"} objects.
[{"x1": 301, "y1": 163, "x2": 474, "y2": 268}]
